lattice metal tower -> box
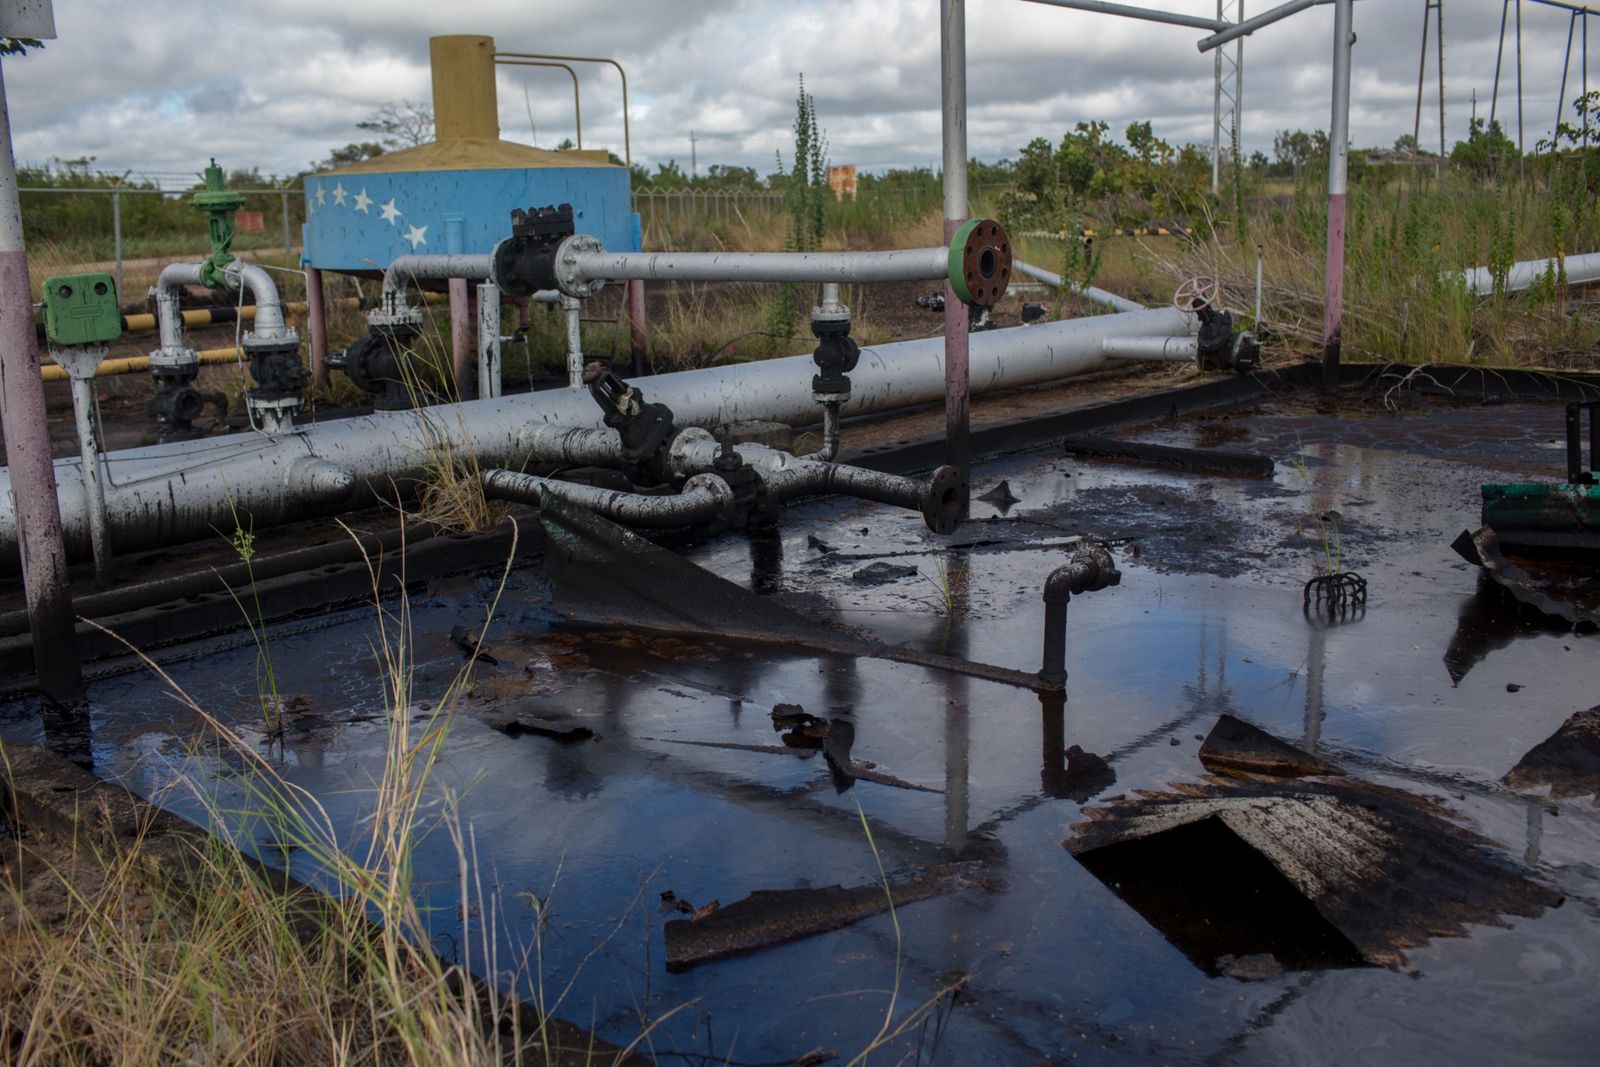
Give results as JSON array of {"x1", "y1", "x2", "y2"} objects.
[{"x1": 1212, "y1": 1, "x2": 1244, "y2": 194}]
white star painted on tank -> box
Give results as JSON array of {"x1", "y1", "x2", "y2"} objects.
[
  {"x1": 332, "y1": 182, "x2": 347, "y2": 206},
  {"x1": 379, "y1": 198, "x2": 401, "y2": 225},
  {"x1": 403, "y1": 223, "x2": 428, "y2": 249},
  {"x1": 352, "y1": 188, "x2": 372, "y2": 213},
  {"x1": 313, "y1": 184, "x2": 326, "y2": 206}
]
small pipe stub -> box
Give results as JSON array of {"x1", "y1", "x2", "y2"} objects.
[{"x1": 948, "y1": 218, "x2": 1012, "y2": 307}]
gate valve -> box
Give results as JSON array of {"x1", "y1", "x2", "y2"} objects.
[{"x1": 711, "y1": 439, "x2": 763, "y2": 528}]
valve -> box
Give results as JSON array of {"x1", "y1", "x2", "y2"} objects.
[
  {"x1": 191, "y1": 159, "x2": 246, "y2": 289},
  {"x1": 810, "y1": 301, "x2": 859, "y2": 402},
  {"x1": 1175, "y1": 276, "x2": 1259, "y2": 375},
  {"x1": 583, "y1": 361, "x2": 676, "y2": 484},
  {"x1": 243, "y1": 333, "x2": 307, "y2": 432},
  {"x1": 338, "y1": 307, "x2": 425, "y2": 410},
  {"x1": 492, "y1": 203, "x2": 578, "y2": 297}
]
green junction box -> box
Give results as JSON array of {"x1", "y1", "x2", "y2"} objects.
[{"x1": 41, "y1": 272, "x2": 122, "y2": 347}]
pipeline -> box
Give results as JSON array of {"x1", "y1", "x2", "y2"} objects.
[
  {"x1": 43, "y1": 344, "x2": 248, "y2": 383},
  {"x1": 0, "y1": 306, "x2": 1195, "y2": 567},
  {"x1": 1462, "y1": 251, "x2": 1600, "y2": 296},
  {"x1": 1012, "y1": 260, "x2": 1146, "y2": 315},
  {"x1": 561, "y1": 247, "x2": 951, "y2": 288},
  {"x1": 484, "y1": 469, "x2": 735, "y2": 528}
]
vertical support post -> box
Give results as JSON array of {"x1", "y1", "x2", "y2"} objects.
[
  {"x1": 305, "y1": 265, "x2": 328, "y2": 388},
  {"x1": 941, "y1": 0, "x2": 971, "y2": 526},
  {"x1": 1516, "y1": 0, "x2": 1525, "y2": 176},
  {"x1": 1559, "y1": 13, "x2": 1578, "y2": 149},
  {"x1": 280, "y1": 188, "x2": 291, "y2": 253},
  {"x1": 1321, "y1": 0, "x2": 1354, "y2": 394},
  {"x1": 1566, "y1": 403, "x2": 1583, "y2": 484},
  {"x1": 476, "y1": 281, "x2": 501, "y2": 400},
  {"x1": 1212, "y1": 0, "x2": 1223, "y2": 194},
  {"x1": 1412, "y1": 1, "x2": 1429, "y2": 167},
  {"x1": 449, "y1": 278, "x2": 471, "y2": 390},
  {"x1": 1491, "y1": 1, "x2": 1508, "y2": 141},
  {"x1": 1040, "y1": 593, "x2": 1068, "y2": 688},
  {"x1": 626, "y1": 278, "x2": 647, "y2": 376},
  {"x1": 0, "y1": 62, "x2": 83, "y2": 704},
  {"x1": 561, "y1": 294, "x2": 584, "y2": 388},
  {"x1": 1436, "y1": 0, "x2": 1446, "y2": 175},
  {"x1": 110, "y1": 186, "x2": 123, "y2": 302}
]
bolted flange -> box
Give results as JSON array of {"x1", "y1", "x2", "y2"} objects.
[{"x1": 948, "y1": 218, "x2": 1013, "y2": 307}]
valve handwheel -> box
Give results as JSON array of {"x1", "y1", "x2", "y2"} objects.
[{"x1": 1173, "y1": 275, "x2": 1221, "y2": 313}]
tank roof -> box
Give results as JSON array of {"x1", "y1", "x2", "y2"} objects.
[{"x1": 320, "y1": 138, "x2": 618, "y2": 176}]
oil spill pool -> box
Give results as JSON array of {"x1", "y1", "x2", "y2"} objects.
[{"x1": 5, "y1": 396, "x2": 1600, "y2": 1063}]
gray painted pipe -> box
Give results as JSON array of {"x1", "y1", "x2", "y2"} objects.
[
  {"x1": 1013, "y1": 260, "x2": 1146, "y2": 314},
  {"x1": 1462, "y1": 251, "x2": 1600, "y2": 296},
  {"x1": 0, "y1": 306, "x2": 1193, "y2": 567},
  {"x1": 566, "y1": 247, "x2": 950, "y2": 286},
  {"x1": 382, "y1": 253, "x2": 494, "y2": 303},
  {"x1": 483, "y1": 469, "x2": 735, "y2": 528},
  {"x1": 1102, "y1": 335, "x2": 1198, "y2": 360}
]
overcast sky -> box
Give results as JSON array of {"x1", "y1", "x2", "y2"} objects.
[{"x1": 3, "y1": 0, "x2": 1589, "y2": 183}]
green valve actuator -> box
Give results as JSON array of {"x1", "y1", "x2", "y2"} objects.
[{"x1": 192, "y1": 158, "x2": 246, "y2": 289}]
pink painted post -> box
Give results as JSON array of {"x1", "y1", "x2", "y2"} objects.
[
  {"x1": 0, "y1": 61, "x2": 82, "y2": 703},
  {"x1": 941, "y1": 0, "x2": 971, "y2": 526},
  {"x1": 449, "y1": 277, "x2": 471, "y2": 391},
  {"x1": 1322, "y1": 0, "x2": 1354, "y2": 392},
  {"x1": 305, "y1": 265, "x2": 328, "y2": 388},
  {"x1": 626, "y1": 277, "x2": 647, "y2": 376}
]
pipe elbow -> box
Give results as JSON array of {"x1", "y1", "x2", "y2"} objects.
[{"x1": 1043, "y1": 542, "x2": 1121, "y2": 603}]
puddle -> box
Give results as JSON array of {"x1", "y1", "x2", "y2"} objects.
[{"x1": 3, "y1": 396, "x2": 1599, "y2": 1063}]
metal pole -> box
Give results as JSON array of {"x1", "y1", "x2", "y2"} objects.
[
  {"x1": 1019, "y1": 0, "x2": 1225, "y2": 31},
  {"x1": 1413, "y1": 0, "x2": 1430, "y2": 166},
  {"x1": 1196, "y1": 0, "x2": 1328, "y2": 51},
  {"x1": 1322, "y1": 0, "x2": 1353, "y2": 393},
  {"x1": 1560, "y1": 13, "x2": 1578, "y2": 144},
  {"x1": 493, "y1": 59, "x2": 583, "y2": 149},
  {"x1": 942, "y1": 0, "x2": 971, "y2": 525},
  {"x1": 111, "y1": 186, "x2": 123, "y2": 301},
  {"x1": 626, "y1": 277, "x2": 648, "y2": 376},
  {"x1": 280, "y1": 187, "x2": 290, "y2": 253},
  {"x1": 1492, "y1": 1, "x2": 1509, "y2": 136},
  {"x1": 1517, "y1": 0, "x2": 1525, "y2": 174},
  {"x1": 306, "y1": 265, "x2": 328, "y2": 387},
  {"x1": 493, "y1": 52, "x2": 629, "y2": 166},
  {"x1": 477, "y1": 281, "x2": 501, "y2": 399},
  {"x1": 0, "y1": 60, "x2": 82, "y2": 702},
  {"x1": 1213, "y1": 0, "x2": 1223, "y2": 193},
  {"x1": 1437, "y1": 0, "x2": 1446, "y2": 173},
  {"x1": 561, "y1": 294, "x2": 584, "y2": 388}
]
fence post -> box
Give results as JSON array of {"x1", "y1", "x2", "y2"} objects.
[
  {"x1": 111, "y1": 186, "x2": 123, "y2": 302},
  {"x1": 280, "y1": 188, "x2": 291, "y2": 253}
]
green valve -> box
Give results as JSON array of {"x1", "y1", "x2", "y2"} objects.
[
  {"x1": 192, "y1": 158, "x2": 246, "y2": 289},
  {"x1": 41, "y1": 273, "x2": 122, "y2": 347}
]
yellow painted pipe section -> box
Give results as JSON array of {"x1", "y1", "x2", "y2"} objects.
[
  {"x1": 119, "y1": 295, "x2": 365, "y2": 334},
  {"x1": 42, "y1": 346, "x2": 248, "y2": 383},
  {"x1": 431, "y1": 35, "x2": 498, "y2": 141}
]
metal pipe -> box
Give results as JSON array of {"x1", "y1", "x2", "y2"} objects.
[
  {"x1": 1197, "y1": 0, "x2": 1328, "y2": 52},
  {"x1": 1012, "y1": 259, "x2": 1145, "y2": 313},
  {"x1": 563, "y1": 246, "x2": 949, "y2": 287},
  {"x1": 626, "y1": 278, "x2": 648, "y2": 375},
  {"x1": 382, "y1": 253, "x2": 494, "y2": 307},
  {"x1": 943, "y1": 0, "x2": 972, "y2": 526},
  {"x1": 1321, "y1": 0, "x2": 1353, "y2": 393},
  {"x1": 0, "y1": 60, "x2": 81, "y2": 701},
  {"x1": 494, "y1": 51, "x2": 630, "y2": 166},
  {"x1": 66, "y1": 372, "x2": 113, "y2": 586},
  {"x1": 1019, "y1": 0, "x2": 1225, "y2": 32},
  {"x1": 817, "y1": 401, "x2": 842, "y2": 462},
  {"x1": 1255, "y1": 244, "x2": 1264, "y2": 324},
  {"x1": 477, "y1": 280, "x2": 502, "y2": 399},
  {"x1": 1462, "y1": 251, "x2": 1600, "y2": 294},
  {"x1": 153, "y1": 262, "x2": 204, "y2": 354},
  {"x1": 1101, "y1": 335, "x2": 1198, "y2": 360},
  {"x1": 561, "y1": 294, "x2": 584, "y2": 388},
  {"x1": 0, "y1": 307, "x2": 1193, "y2": 565},
  {"x1": 227, "y1": 262, "x2": 289, "y2": 340},
  {"x1": 483, "y1": 469, "x2": 734, "y2": 528},
  {"x1": 44, "y1": 344, "x2": 272, "y2": 384},
  {"x1": 493, "y1": 59, "x2": 582, "y2": 149}
]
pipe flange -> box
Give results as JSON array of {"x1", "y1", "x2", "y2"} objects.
[
  {"x1": 920, "y1": 464, "x2": 967, "y2": 535},
  {"x1": 148, "y1": 345, "x2": 199, "y2": 372},
  {"x1": 681, "y1": 472, "x2": 739, "y2": 528},
  {"x1": 948, "y1": 218, "x2": 1012, "y2": 307},
  {"x1": 242, "y1": 328, "x2": 301, "y2": 353},
  {"x1": 367, "y1": 305, "x2": 425, "y2": 331},
  {"x1": 553, "y1": 235, "x2": 607, "y2": 299}
]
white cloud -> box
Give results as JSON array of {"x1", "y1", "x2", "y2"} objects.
[{"x1": 3, "y1": 0, "x2": 1585, "y2": 180}]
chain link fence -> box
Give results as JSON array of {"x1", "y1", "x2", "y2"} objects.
[{"x1": 20, "y1": 186, "x2": 307, "y2": 309}]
